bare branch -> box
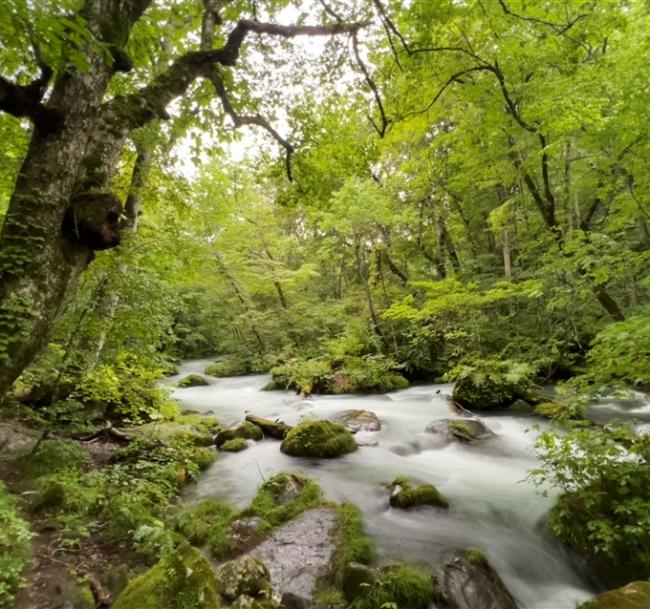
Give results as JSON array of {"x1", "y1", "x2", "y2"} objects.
[
  {"x1": 207, "y1": 68, "x2": 295, "y2": 180},
  {"x1": 371, "y1": 0, "x2": 410, "y2": 54},
  {"x1": 497, "y1": 0, "x2": 590, "y2": 35}
]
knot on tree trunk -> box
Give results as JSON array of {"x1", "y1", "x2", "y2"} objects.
[{"x1": 62, "y1": 193, "x2": 123, "y2": 250}]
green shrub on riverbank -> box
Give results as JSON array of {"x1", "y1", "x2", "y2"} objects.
[
  {"x1": 531, "y1": 425, "x2": 650, "y2": 587},
  {"x1": 350, "y1": 565, "x2": 434, "y2": 609},
  {"x1": 0, "y1": 482, "x2": 33, "y2": 609}
]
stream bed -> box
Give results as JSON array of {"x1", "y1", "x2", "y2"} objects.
[{"x1": 169, "y1": 359, "x2": 599, "y2": 609}]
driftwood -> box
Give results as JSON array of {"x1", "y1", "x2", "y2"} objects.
[{"x1": 79, "y1": 421, "x2": 132, "y2": 443}]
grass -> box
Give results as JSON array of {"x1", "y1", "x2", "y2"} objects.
[
  {"x1": 350, "y1": 565, "x2": 434, "y2": 609},
  {"x1": 331, "y1": 503, "x2": 374, "y2": 584}
]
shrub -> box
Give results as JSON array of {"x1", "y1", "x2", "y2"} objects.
[
  {"x1": 15, "y1": 439, "x2": 89, "y2": 478},
  {"x1": 530, "y1": 426, "x2": 650, "y2": 586},
  {"x1": 0, "y1": 483, "x2": 33, "y2": 608}
]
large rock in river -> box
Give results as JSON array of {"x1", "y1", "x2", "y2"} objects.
[
  {"x1": 244, "y1": 507, "x2": 339, "y2": 605},
  {"x1": 334, "y1": 409, "x2": 381, "y2": 432},
  {"x1": 281, "y1": 420, "x2": 357, "y2": 458},
  {"x1": 178, "y1": 374, "x2": 210, "y2": 387},
  {"x1": 577, "y1": 581, "x2": 650, "y2": 609},
  {"x1": 436, "y1": 549, "x2": 517, "y2": 609},
  {"x1": 426, "y1": 418, "x2": 494, "y2": 443}
]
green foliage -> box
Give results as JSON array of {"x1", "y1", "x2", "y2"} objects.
[
  {"x1": 449, "y1": 359, "x2": 536, "y2": 411},
  {"x1": 243, "y1": 473, "x2": 323, "y2": 531},
  {"x1": 0, "y1": 482, "x2": 33, "y2": 609},
  {"x1": 14, "y1": 439, "x2": 89, "y2": 478},
  {"x1": 204, "y1": 356, "x2": 252, "y2": 377},
  {"x1": 280, "y1": 421, "x2": 358, "y2": 458},
  {"x1": 350, "y1": 565, "x2": 434, "y2": 609},
  {"x1": 583, "y1": 315, "x2": 650, "y2": 386},
  {"x1": 173, "y1": 499, "x2": 235, "y2": 547},
  {"x1": 530, "y1": 426, "x2": 650, "y2": 586},
  {"x1": 177, "y1": 374, "x2": 209, "y2": 388},
  {"x1": 269, "y1": 355, "x2": 408, "y2": 395}
]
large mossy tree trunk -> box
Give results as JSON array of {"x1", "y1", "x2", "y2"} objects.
[{"x1": 0, "y1": 0, "x2": 151, "y2": 398}]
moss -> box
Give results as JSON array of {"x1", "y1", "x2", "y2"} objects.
[
  {"x1": 534, "y1": 400, "x2": 583, "y2": 421},
  {"x1": 448, "y1": 419, "x2": 471, "y2": 437},
  {"x1": 174, "y1": 413, "x2": 221, "y2": 436},
  {"x1": 173, "y1": 499, "x2": 235, "y2": 546},
  {"x1": 577, "y1": 581, "x2": 650, "y2": 609},
  {"x1": 281, "y1": 420, "x2": 357, "y2": 458},
  {"x1": 243, "y1": 472, "x2": 323, "y2": 530},
  {"x1": 465, "y1": 547, "x2": 487, "y2": 566},
  {"x1": 177, "y1": 374, "x2": 209, "y2": 388},
  {"x1": 14, "y1": 439, "x2": 89, "y2": 478},
  {"x1": 111, "y1": 544, "x2": 221, "y2": 609},
  {"x1": 331, "y1": 503, "x2": 374, "y2": 584},
  {"x1": 220, "y1": 438, "x2": 248, "y2": 452},
  {"x1": 389, "y1": 477, "x2": 449, "y2": 510},
  {"x1": 350, "y1": 565, "x2": 434, "y2": 609}
]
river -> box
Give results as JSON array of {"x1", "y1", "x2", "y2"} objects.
[{"x1": 168, "y1": 359, "x2": 599, "y2": 609}]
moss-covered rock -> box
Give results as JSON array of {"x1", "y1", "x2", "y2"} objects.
[
  {"x1": 220, "y1": 438, "x2": 248, "y2": 452},
  {"x1": 342, "y1": 562, "x2": 377, "y2": 602},
  {"x1": 244, "y1": 414, "x2": 292, "y2": 439},
  {"x1": 436, "y1": 549, "x2": 517, "y2": 609},
  {"x1": 388, "y1": 477, "x2": 449, "y2": 510},
  {"x1": 216, "y1": 422, "x2": 263, "y2": 447},
  {"x1": 111, "y1": 545, "x2": 221, "y2": 609},
  {"x1": 243, "y1": 473, "x2": 323, "y2": 530},
  {"x1": 54, "y1": 579, "x2": 95, "y2": 609},
  {"x1": 577, "y1": 582, "x2": 650, "y2": 609},
  {"x1": 425, "y1": 418, "x2": 494, "y2": 442},
  {"x1": 178, "y1": 374, "x2": 209, "y2": 388},
  {"x1": 14, "y1": 439, "x2": 89, "y2": 478},
  {"x1": 281, "y1": 420, "x2": 357, "y2": 458},
  {"x1": 350, "y1": 564, "x2": 434, "y2": 609},
  {"x1": 173, "y1": 499, "x2": 235, "y2": 546},
  {"x1": 216, "y1": 557, "x2": 272, "y2": 602}
]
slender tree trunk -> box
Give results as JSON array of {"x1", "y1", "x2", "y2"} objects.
[{"x1": 502, "y1": 229, "x2": 512, "y2": 280}]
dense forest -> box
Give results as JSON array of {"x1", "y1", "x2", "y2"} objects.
[{"x1": 0, "y1": 1, "x2": 649, "y2": 608}]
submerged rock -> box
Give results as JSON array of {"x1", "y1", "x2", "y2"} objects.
[
  {"x1": 334, "y1": 409, "x2": 381, "y2": 432},
  {"x1": 245, "y1": 414, "x2": 292, "y2": 439},
  {"x1": 111, "y1": 545, "x2": 221, "y2": 609},
  {"x1": 245, "y1": 507, "x2": 339, "y2": 604},
  {"x1": 436, "y1": 548, "x2": 517, "y2": 609},
  {"x1": 281, "y1": 420, "x2": 357, "y2": 458},
  {"x1": 178, "y1": 374, "x2": 210, "y2": 388},
  {"x1": 389, "y1": 477, "x2": 449, "y2": 509},
  {"x1": 425, "y1": 418, "x2": 494, "y2": 443},
  {"x1": 577, "y1": 581, "x2": 650, "y2": 609}
]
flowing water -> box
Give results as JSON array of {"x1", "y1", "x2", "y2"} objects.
[{"x1": 168, "y1": 359, "x2": 602, "y2": 609}]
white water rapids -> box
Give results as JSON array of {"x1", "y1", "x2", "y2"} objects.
[{"x1": 166, "y1": 359, "x2": 624, "y2": 609}]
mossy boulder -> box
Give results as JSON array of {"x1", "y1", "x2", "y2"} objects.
[
  {"x1": 54, "y1": 579, "x2": 95, "y2": 609},
  {"x1": 334, "y1": 409, "x2": 381, "y2": 432},
  {"x1": 173, "y1": 499, "x2": 235, "y2": 546},
  {"x1": 220, "y1": 438, "x2": 248, "y2": 452},
  {"x1": 111, "y1": 545, "x2": 221, "y2": 609},
  {"x1": 178, "y1": 374, "x2": 209, "y2": 388},
  {"x1": 244, "y1": 414, "x2": 292, "y2": 439},
  {"x1": 216, "y1": 422, "x2": 263, "y2": 447},
  {"x1": 436, "y1": 549, "x2": 517, "y2": 609},
  {"x1": 342, "y1": 562, "x2": 377, "y2": 602},
  {"x1": 388, "y1": 477, "x2": 449, "y2": 510},
  {"x1": 577, "y1": 582, "x2": 650, "y2": 609},
  {"x1": 281, "y1": 421, "x2": 357, "y2": 458},
  {"x1": 216, "y1": 557, "x2": 272, "y2": 602},
  {"x1": 425, "y1": 418, "x2": 494, "y2": 443}
]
